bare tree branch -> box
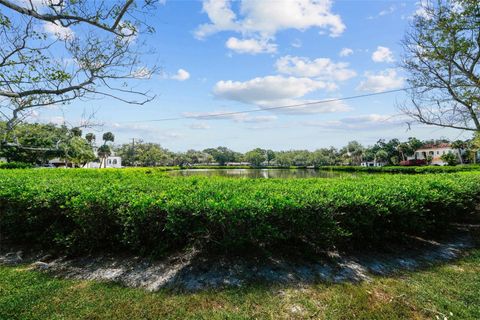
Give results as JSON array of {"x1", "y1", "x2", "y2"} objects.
[
  {"x1": 400, "y1": 0, "x2": 480, "y2": 132},
  {"x1": 0, "y1": 0, "x2": 159, "y2": 142}
]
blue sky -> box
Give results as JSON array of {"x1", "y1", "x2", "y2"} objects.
[{"x1": 36, "y1": 0, "x2": 471, "y2": 151}]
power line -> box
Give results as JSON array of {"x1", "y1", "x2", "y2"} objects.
[{"x1": 125, "y1": 87, "x2": 415, "y2": 123}]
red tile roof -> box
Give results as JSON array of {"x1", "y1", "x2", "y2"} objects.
[{"x1": 418, "y1": 143, "x2": 451, "y2": 149}]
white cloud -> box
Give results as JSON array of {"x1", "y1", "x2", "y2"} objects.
[
  {"x1": 275, "y1": 55, "x2": 356, "y2": 81},
  {"x1": 183, "y1": 111, "x2": 277, "y2": 123},
  {"x1": 43, "y1": 22, "x2": 74, "y2": 40},
  {"x1": 195, "y1": 0, "x2": 238, "y2": 39},
  {"x1": 212, "y1": 75, "x2": 350, "y2": 114},
  {"x1": 225, "y1": 37, "x2": 277, "y2": 54},
  {"x1": 372, "y1": 46, "x2": 395, "y2": 63},
  {"x1": 195, "y1": 0, "x2": 346, "y2": 44},
  {"x1": 214, "y1": 75, "x2": 336, "y2": 104},
  {"x1": 357, "y1": 68, "x2": 404, "y2": 93},
  {"x1": 339, "y1": 48, "x2": 353, "y2": 57},
  {"x1": 171, "y1": 69, "x2": 190, "y2": 81}
]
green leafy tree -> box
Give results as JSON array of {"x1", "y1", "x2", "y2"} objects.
[
  {"x1": 265, "y1": 150, "x2": 276, "y2": 166},
  {"x1": 245, "y1": 148, "x2": 266, "y2": 167},
  {"x1": 309, "y1": 149, "x2": 338, "y2": 167},
  {"x1": 341, "y1": 141, "x2": 364, "y2": 165},
  {"x1": 203, "y1": 147, "x2": 237, "y2": 165},
  {"x1": 407, "y1": 137, "x2": 423, "y2": 153},
  {"x1": 441, "y1": 152, "x2": 459, "y2": 166},
  {"x1": 116, "y1": 141, "x2": 172, "y2": 167},
  {"x1": 60, "y1": 136, "x2": 95, "y2": 167},
  {"x1": 85, "y1": 133, "x2": 96, "y2": 146},
  {"x1": 375, "y1": 150, "x2": 389, "y2": 163},
  {"x1": 274, "y1": 151, "x2": 294, "y2": 167},
  {"x1": 71, "y1": 127, "x2": 83, "y2": 137},
  {"x1": 0, "y1": 122, "x2": 68, "y2": 164},
  {"x1": 97, "y1": 145, "x2": 111, "y2": 168},
  {"x1": 390, "y1": 156, "x2": 400, "y2": 166},
  {"x1": 102, "y1": 132, "x2": 115, "y2": 144}
]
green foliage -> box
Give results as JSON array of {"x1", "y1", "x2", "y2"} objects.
[
  {"x1": 60, "y1": 136, "x2": 96, "y2": 166},
  {"x1": 244, "y1": 148, "x2": 266, "y2": 166},
  {"x1": 375, "y1": 150, "x2": 389, "y2": 163},
  {"x1": 70, "y1": 127, "x2": 83, "y2": 137},
  {"x1": 102, "y1": 132, "x2": 115, "y2": 144},
  {"x1": 440, "y1": 152, "x2": 459, "y2": 166},
  {"x1": 1, "y1": 169, "x2": 479, "y2": 255},
  {"x1": 467, "y1": 132, "x2": 480, "y2": 163},
  {"x1": 0, "y1": 162, "x2": 33, "y2": 169},
  {"x1": 116, "y1": 141, "x2": 170, "y2": 166},
  {"x1": 317, "y1": 165, "x2": 480, "y2": 173},
  {"x1": 97, "y1": 145, "x2": 111, "y2": 168},
  {"x1": 203, "y1": 147, "x2": 240, "y2": 165},
  {"x1": 0, "y1": 122, "x2": 68, "y2": 164},
  {"x1": 85, "y1": 133, "x2": 96, "y2": 145},
  {"x1": 0, "y1": 122, "x2": 95, "y2": 166}
]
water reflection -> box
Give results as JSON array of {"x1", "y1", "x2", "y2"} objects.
[{"x1": 169, "y1": 169, "x2": 350, "y2": 179}]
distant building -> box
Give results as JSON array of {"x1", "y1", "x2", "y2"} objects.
[
  {"x1": 360, "y1": 161, "x2": 385, "y2": 167},
  {"x1": 47, "y1": 147, "x2": 122, "y2": 169},
  {"x1": 84, "y1": 156, "x2": 122, "y2": 168},
  {"x1": 0, "y1": 157, "x2": 6, "y2": 163},
  {"x1": 407, "y1": 143, "x2": 463, "y2": 166},
  {"x1": 225, "y1": 162, "x2": 251, "y2": 166}
]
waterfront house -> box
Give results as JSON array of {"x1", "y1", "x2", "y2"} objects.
[{"x1": 407, "y1": 143, "x2": 463, "y2": 166}]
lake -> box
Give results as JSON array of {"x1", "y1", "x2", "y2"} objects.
[{"x1": 168, "y1": 168, "x2": 351, "y2": 179}]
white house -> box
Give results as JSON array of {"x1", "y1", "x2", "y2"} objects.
[
  {"x1": 84, "y1": 154, "x2": 122, "y2": 168},
  {"x1": 361, "y1": 161, "x2": 385, "y2": 167},
  {"x1": 408, "y1": 143, "x2": 462, "y2": 165}
]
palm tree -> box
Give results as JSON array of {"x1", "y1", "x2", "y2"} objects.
[
  {"x1": 85, "y1": 133, "x2": 96, "y2": 146},
  {"x1": 102, "y1": 132, "x2": 115, "y2": 144},
  {"x1": 97, "y1": 144, "x2": 111, "y2": 168}
]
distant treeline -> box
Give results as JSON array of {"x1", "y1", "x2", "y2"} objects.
[{"x1": 1, "y1": 121, "x2": 480, "y2": 167}]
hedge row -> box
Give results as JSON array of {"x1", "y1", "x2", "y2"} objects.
[
  {"x1": 317, "y1": 165, "x2": 480, "y2": 174},
  {"x1": 0, "y1": 162, "x2": 33, "y2": 169},
  {"x1": 1, "y1": 169, "x2": 479, "y2": 255}
]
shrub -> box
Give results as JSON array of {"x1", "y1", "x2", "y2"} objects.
[
  {"x1": 317, "y1": 165, "x2": 480, "y2": 173},
  {"x1": 441, "y1": 152, "x2": 459, "y2": 166},
  {"x1": 0, "y1": 169, "x2": 479, "y2": 255}
]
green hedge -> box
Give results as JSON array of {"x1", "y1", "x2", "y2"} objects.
[
  {"x1": 1, "y1": 169, "x2": 479, "y2": 255},
  {"x1": 0, "y1": 162, "x2": 33, "y2": 169},
  {"x1": 317, "y1": 165, "x2": 480, "y2": 173}
]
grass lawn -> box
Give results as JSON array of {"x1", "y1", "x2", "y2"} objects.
[{"x1": 1, "y1": 249, "x2": 479, "y2": 320}]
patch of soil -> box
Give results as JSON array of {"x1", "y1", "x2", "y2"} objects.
[{"x1": 1, "y1": 226, "x2": 478, "y2": 292}]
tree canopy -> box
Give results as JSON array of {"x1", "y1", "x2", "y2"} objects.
[
  {"x1": 0, "y1": 0, "x2": 159, "y2": 141},
  {"x1": 402, "y1": 0, "x2": 480, "y2": 132}
]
